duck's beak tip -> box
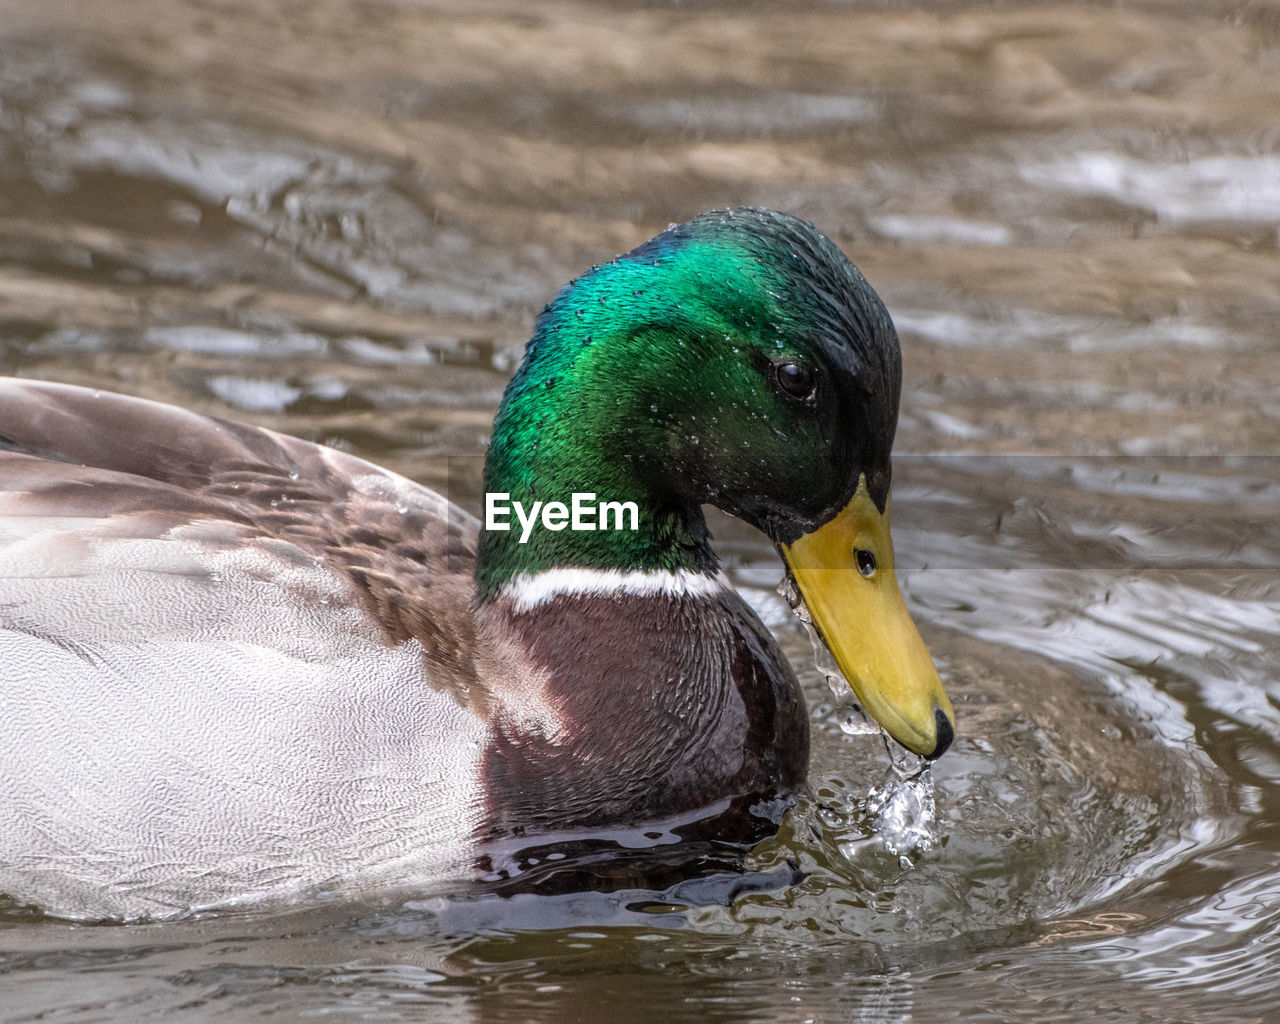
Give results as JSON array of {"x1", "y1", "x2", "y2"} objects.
[{"x1": 924, "y1": 707, "x2": 955, "y2": 761}]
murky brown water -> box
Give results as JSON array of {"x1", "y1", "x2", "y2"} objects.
[{"x1": 2, "y1": 1, "x2": 1279, "y2": 1020}]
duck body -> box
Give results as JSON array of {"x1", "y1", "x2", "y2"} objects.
[
  {"x1": 0, "y1": 381, "x2": 805, "y2": 918},
  {"x1": 0, "y1": 209, "x2": 951, "y2": 920}
]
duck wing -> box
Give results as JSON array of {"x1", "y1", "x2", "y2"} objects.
[
  {"x1": 0, "y1": 379, "x2": 483, "y2": 662},
  {"x1": 0, "y1": 379, "x2": 489, "y2": 919}
]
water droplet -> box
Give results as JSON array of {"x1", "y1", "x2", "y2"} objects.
[
  {"x1": 778, "y1": 574, "x2": 806, "y2": 618},
  {"x1": 780, "y1": 574, "x2": 874, "y2": 714},
  {"x1": 836, "y1": 697, "x2": 876, "y2": 737}
]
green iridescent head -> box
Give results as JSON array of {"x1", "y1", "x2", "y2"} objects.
[
  {"x1": 478, "y1": 207, "x2": 902, "y2": 590},
  {"x1": 477, "y1": 207, "x2": 955, "y2": 759}
]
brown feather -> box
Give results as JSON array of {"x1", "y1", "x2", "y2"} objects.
[{"x1": 0, "y1": 379, "x2": 488, "y2": 709}]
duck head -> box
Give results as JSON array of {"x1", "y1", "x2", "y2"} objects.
[{"x1": 479, "y1": 207, "x2": 955, "y2": 759}]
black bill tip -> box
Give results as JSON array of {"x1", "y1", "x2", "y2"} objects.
[{"x1": 925, "y1": 707, "x2": 955, "y2": 761}]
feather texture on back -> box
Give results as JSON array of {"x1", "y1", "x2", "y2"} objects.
[{"x1": 0, "y1": 380, "x2": 491, "y2": 918}]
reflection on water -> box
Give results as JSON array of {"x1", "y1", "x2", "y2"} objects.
[
  {"x1": 1022, "y1": 152, "x2": 1280, "y2": 224},
  {"x1": 2, "y1": 0, "x2": 1279, "y2": 1020}
]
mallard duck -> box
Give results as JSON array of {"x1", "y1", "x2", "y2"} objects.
[{"x1": 0, "y1": 208, "x2": 954, "y2": 920}]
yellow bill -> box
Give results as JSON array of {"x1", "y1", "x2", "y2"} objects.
[{"x1": 782, "y1": 476, "x2": 955, "y2": 758}]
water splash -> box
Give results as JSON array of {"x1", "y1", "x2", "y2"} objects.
[
  {"x1": 866, "y1": 767, "x2": 938, "y2": 866},
  {"x1": 779, "y1": 572, "x2": 942, "y2": 860}
]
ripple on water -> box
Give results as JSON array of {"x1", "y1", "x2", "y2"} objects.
[
  {"x1": 688, "y1": 627, "x2": 1231, "y2": 953},
  {"x1": 703, "y1": 453, "x2": 1269, "y2": 958},
  {"x1": 1020, "y1": 152, "x2": 1280, "y2": 224}
]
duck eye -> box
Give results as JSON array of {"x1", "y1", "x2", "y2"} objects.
[
  {"x1": 771, "y1": 360, "x2": 816, "y2": 401},
  {"x1": 855, "y1": 548, "x2": 877, "y2": 578}
]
